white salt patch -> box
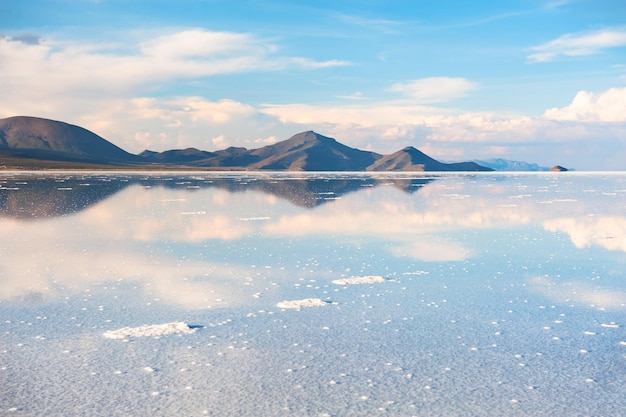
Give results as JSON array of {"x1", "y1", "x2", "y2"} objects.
[
  {"x1": 332, "y1": 276, "x2": 387, "y2": 285},
  {"x1": 103, "y1": 322, "x2": 197, "y2": 339},
  {"x1": 403, "y1": 271, "x2": 429, "y2": 275},
  {"x1": 276, "y1": 298, "x2": 329, "y2": 309}
]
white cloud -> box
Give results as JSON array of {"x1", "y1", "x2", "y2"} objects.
[
  {"x1": 260, "y1": 101, "x2": 455, "y2": 127},
  {"x1": 141, "y1": 29, "x2": 263, "y2": 59},
  {"x1": 543, "y1": 87, "x2": 626, "y2": 122},
  {"x1": 1, "y1": 27, "x2": 625, "y2": 169},
  {"x1": 388, "y1": 77, "x2": 477, "y2": 103},
  {"x1": 528, "y1": 27, "x2": 626, "y2": 62},
  {"x1": 0, "y1": 30, "x2": 348, "y2": 112}
]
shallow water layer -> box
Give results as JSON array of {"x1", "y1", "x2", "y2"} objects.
[{"x1": 1, "y1": 172, "x2": 625, "y2": 416}]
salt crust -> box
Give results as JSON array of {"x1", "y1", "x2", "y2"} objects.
[
  {"x1": 276, "y1": 298, "x2": 328, "y2": 309},
  {"x1": 332, "y1": 275, "x2": 387, "y2": 285},
  {"x1": 103, "y1": 322, "x2": 197, "y2": 339}
]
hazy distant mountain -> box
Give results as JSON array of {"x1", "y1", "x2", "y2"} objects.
[
  {"x1": 369, "y1": 146, "x2": 492, "y2": 171},
  {"x1": 0, "y1": 116, "x2": 136, "y2": 164},
  {"x1": 472, "y1": 158, "x2": 548, "y2": 171},
  {"x1": 0, "y1": 116, "x2": 493, "y2": 171}
]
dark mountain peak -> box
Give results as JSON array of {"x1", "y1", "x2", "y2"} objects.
[
  {"x1": 369, "y1": 145, "x2": 492, "y2": 172},
  {"x1": 368, "y1": 146, "x2": 438, "y2": 171},
  {"x1": 279, "y1": 131, "x2": 337, "y2": 150},
  {"x1": 400, "y1": 146, "x2": 437, "y2": 161},
  {"x1": 248, "y1": 131, "x2": 381, "y2": 171}
]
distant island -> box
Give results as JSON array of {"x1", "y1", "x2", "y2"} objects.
[{"x1": 0, "y1": 116, "x2": 566, "y2": 171}]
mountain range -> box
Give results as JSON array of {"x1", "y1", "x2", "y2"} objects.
[
  {"x1": 472, "y1": 158, "x2": 550, "y2": 171},
  {"x1": 0, "y1": 116, "x2": 559, "y2": 171}
]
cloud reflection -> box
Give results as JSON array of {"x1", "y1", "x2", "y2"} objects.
[
  {"x1": 544, "y1": 216, "x2": 626, "y2": 253},
  {"x1": 528, "y1": 276, "x2": 626, "y2": 310},
  {"x1": 1, "y1": 174, "x2": 625, "y2": 309},
  {"x1": 0, "y1": 218, "x2": 260, "y2": 308},
  {"x1": 389, "y1": 239, "x2": 471, "y2": 261}
]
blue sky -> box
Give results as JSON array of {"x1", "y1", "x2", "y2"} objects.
[{"x1": 1, "y1": 0, "x2": 625, "y2": 169}]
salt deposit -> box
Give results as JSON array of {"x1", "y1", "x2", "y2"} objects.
[
  {"x1": 3, "y1": 173, "x2": 626, "y2": 417},
  {"x1": 276, "y1": 298, "x2": 329, "y2": 309},
  {"x1": 103, "y1": 322, "x2": 197, "y2": 339},
  {"x1": 332, "y1": 275, "x2": 387, "y2": 285}
]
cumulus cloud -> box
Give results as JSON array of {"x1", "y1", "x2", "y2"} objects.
[
  {"x1": 260, "y1": 101, "x2": 455, "y2": 127},
  {"x1": 141, "y1": 29, "x2": 264, "y2": 59},
  {"x1": 543, "y1": 87, "x2": 626, "y2": 122},
  {"x1": 0, "y1": 29, "x2": 348, "y2": 111},
  {"x1": 528, "y1": 27, "x2": 626, "y2": 62},
  {"x1": 1, "y1": 26, "x2": 625, "y2": 169},
  {"x1": 388, "y1": 77, "x2": 477, "y2": 103}
]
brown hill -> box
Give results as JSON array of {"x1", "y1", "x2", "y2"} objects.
[
  {"x1": 0, "y1": 116, "x2": 136, "y2": 164},
  {"x1": 247, "y1": 131, "x2": 381, "y2": 170},
  {"x1": 368, "y1": 146, "x2": 491, "y2": 171},
  {"x1": 163, "y1": 131, "x2": 382, "y2": 170}
]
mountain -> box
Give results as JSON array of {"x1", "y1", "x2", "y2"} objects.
[
  {"x1": 0, "y1": 116, "x2": 493, "y2": 171},
  {"x1": 139, "y1": 131, "x2": 383, "y2": 170},
  {"x1": 473, "y1": 158, "x2": 548, "y2": 171},
  {"x1": 368, "y1": 146, "x2": 492, "y2": 171},
  {"x1": 247, "y1": 131, "x2": 381, "y2": 170},
  {"x1": 0, "y1": 116, "x2": 137, "y2": 164},
  {"x1": 138, "y1": 148, "x2": 216, "y2": 163}
]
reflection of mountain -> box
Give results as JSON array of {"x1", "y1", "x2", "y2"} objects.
[
  {"x1": 0, "y1": 174, "x2": 437, "y2": 218},
  {"x1": 142, "y1": 175, "x2": 436, "y2": 208},
  {"x1": 0, "y1": 176, "x2": 130, "y2": 219}
]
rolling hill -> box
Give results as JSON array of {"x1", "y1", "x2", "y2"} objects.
[
  {"x1": 368, "y1": 146, "x2": 491, "y2": 171},
  {"x1": 0, "y1": 116, "x2": 137, "y2": 164}
]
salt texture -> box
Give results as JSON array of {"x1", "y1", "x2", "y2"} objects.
[
  {"x1": 102, "y1": 322, "x2": 197, "y2": 339},
  {"x1": 332, "y1": 275, "x2": 387, "y2": 285},
  {"x1": 276, "y1": 298, "x2": 329, "y2": 309}
]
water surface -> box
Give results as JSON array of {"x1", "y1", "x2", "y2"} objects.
[{"x1": 1, "y1": 172, "x2": 625, "y2": 416}]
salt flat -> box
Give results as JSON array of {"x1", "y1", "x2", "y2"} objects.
[{"x1": 1, "y1": 172, "x2": 625, "y2": 416}]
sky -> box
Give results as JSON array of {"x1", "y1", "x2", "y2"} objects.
[{"x1": 1, "y1": 0, "x2": 625, "y2": 170}]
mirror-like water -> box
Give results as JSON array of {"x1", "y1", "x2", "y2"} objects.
[{"x1": 1, "y1": 172, "x2": 625, "y2": 416}]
